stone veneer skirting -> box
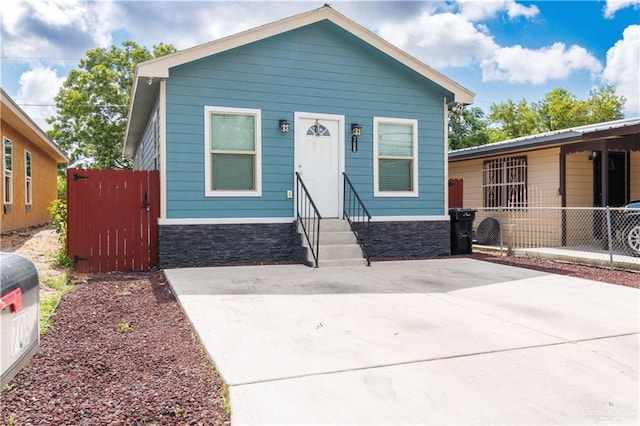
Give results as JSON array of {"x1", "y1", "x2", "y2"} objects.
[
  {"x1": 158, "y1": 222, "x2": 306, "y2": 268},
  {"x1": 159, "y1": 219, "x2": 450, "y2": 268},
  {"x1": 356, "y1": 220, "x2": 451, "y2": 259}
]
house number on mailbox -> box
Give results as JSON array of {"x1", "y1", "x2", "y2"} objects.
[{"x1": 11, "y1": 311, "x2": 31, "y2": 356}]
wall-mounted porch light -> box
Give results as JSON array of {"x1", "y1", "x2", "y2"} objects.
[
  {"x1": 351, "y1": 123, "x2": 362, "y2": 152},
  {"x1": 279, "y1": 119, "x2": 290, "y2": 133}
]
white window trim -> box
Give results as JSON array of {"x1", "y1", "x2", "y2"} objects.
[
  {"x1": 3, "y1": 137, "x2": 13, "y2": 205},
  {"x1": 159, "y1": 80, "x2": 167, "y2": 219},
  {"x1": 24, "y1": 150, "x2": 32, "y2": 206},
  {"x1": 373, "y1": 117, "x2": 419, "y2": 197},
  {"x1": 204, "y1": 106, "x2": 262, "y2": 197}
]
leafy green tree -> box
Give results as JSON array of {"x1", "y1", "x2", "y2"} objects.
[
  {"x1": 533, "y1": 88, "x2": 588, "y2": 131},
  {"x1": 488, "y1": 99, "x2": 537, "y2": 139},
  {"x1": 488, "y1": 86, "x2": 626, "y2": 139},
  {"x1": 48, "y1": 41, "x2": 176, "y2": 169},
  {"x1": 448, "y1": 106, "x2": 491, "y2": 150},
  {"x1": 486, "y1": 127, "x2": 510, "y2": 143},
  {"x1": 586, "y1": 84, "x2": 626, "y2": 123}
]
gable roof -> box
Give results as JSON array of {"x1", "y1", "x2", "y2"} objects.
[
  {"x1": 448, "y1": 117, "x2": 640, "y2": 161},
  {"x1": 1, "y1": 88, "x2": 68, "y2": 164},
  {"x1": 124, "y1": 5, "x2": 475, "y2": 156}
]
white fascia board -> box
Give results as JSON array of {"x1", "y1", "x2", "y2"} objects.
[
  {"x1": 336, "y1": 13, "x2": 475, "y2": 104},
  {"x1": 135, "y1": 6, "x2": 474, "y2": 104},
  {"x1": 136, "y1": 8, "x2": 330, "y2": 79}
]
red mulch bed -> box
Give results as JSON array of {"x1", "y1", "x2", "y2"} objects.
[
  {"x1": 1, "y1": 271, "x2": 230, "y2": 425},
  {"x1": 469, "y1": 253, "x2": 639, "y2": 289}
]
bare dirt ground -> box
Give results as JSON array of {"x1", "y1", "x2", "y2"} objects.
[
  {"x1": 0, "y1": 224, "x2": 61, "y2": 268},
  {"x1": 1, "y1": 224, "x2": 66, "y2": 298},
  {"x1": 1, "y1": 225, "x2": 637, "y2": 424}
]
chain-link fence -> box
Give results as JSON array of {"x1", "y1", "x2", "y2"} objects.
[{"x1": 469, "y1": 206, "x2": 640, "y2": 270}]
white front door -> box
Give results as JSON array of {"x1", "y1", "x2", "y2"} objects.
[{"x1": 294, "y1": 113, "x2": 343, "y2": 218}]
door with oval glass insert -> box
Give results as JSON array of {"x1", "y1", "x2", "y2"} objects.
[{"x1": 294, "y1": 114, "x2": 342, "y2": 217}]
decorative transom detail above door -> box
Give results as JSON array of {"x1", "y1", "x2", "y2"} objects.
[{"x1": 306, "y1": 119, "x2": 331, "y2": 137}]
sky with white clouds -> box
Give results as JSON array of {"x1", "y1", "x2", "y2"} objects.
[{"x1": 1, "y1": 0, "x2": 639, "y2": 132}]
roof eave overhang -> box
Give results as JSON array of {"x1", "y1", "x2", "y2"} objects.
[
  {"x1": 449, "y1": 132, "x2": 582, "y2": 161},
  {"x1": 1, "y1": 88, "x2": 69, "y2": 164},
  {"x1": 135, "y1": 7, "x2": 475, "y2": 103},
  {"x1": 449, "y1": 120, "x2": 640, "y2": 161},
  {"x1": 123, "y1": 6, "x2": 475, "y2": 156}
]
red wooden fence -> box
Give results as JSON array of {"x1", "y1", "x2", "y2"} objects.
[
  {"x1": 67, "y1": 169, "x2": 160, "y2": 273},
  {"x1": 448, "y1": 178, "x2": 464, "y2": 209}
]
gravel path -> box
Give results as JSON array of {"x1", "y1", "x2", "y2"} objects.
[{"x1": 1, "y1": 271, "x2": 230, "y2": 425}]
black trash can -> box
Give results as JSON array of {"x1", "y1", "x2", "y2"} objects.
[
  {"x1": 1, "y1": 253, "x2": 40, "y2": 388},
  {"x1": 449, "y1": 208, "x2": 476, "y2": 255}
]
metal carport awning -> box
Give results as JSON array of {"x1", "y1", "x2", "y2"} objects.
[{"x1": 560, "y1": 124, "x2": 640, "y2": 208}]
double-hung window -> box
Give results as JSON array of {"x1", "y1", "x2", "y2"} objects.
[
  {"x1": 373, "y1": 117, "x2": 418, "y2": 197},
  {"x1": 483, "y1": 156, "x2": 527, "y2": 208},
  {"x1": 3, "y1": 137, "x2": 12, "y2": 205},
  {"x1": 204, "y1": 106, "x2": 262, "y2": 197},
  {"x1": 25, "y1": 150, "x2": 32, "y2": 206}
]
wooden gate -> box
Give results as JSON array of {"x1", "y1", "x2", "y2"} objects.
[
  {"x1": 448, "y1": 178, "x2": 464, "y2": 209},
  {"x1": 67, "y1": 168, "x2": 160, "y2": 273}
]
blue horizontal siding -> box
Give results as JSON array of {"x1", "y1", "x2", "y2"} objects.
[
  {"x1": 133, "y1": 103, "x2": 159, "y2": 170},
  {"x1": 164, "y1": 20, "x2": 449, "y2": 219}
]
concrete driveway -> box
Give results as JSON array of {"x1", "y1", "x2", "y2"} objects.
[{"x1": 165, "y1": 258, "x2": 639, "y2": 425}]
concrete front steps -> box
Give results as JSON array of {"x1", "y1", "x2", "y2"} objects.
[{"x1": 299, "y1": 219, "x2": 368, "y2": 267}]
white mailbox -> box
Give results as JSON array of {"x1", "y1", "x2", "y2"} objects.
[{"x1": 1, "y1": 253, "x2": 40, "y2": 388}]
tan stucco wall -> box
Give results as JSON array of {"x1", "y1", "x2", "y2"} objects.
[
  {"x1": 449, "y1": 147, "x2": 637, "y2": 208},
  {"x1": 525, "y1": 147, "x2": 562, "y2": 206},
  {"x1": 1, "y1": 120, "x2": 59, "y2": 233},
  {"x1": 448, "y1": 157, "x2": 482, "y2": 207},
  {"x1": 565, "y1": 151, "x2": 594, "y2": 207},
  {"x1": 448, "y1": 147, "x2": 562, "y2": 247},
  {"x1": 448, "y1": 146, "x2": 562, "y2": 208},
  {"x1": 449, "y1": 144, "x2": 639, "y2": 249}
]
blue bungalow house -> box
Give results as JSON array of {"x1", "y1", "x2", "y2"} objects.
[{"x1": 123, "y1": 5, "x2": 474, "y2": 268}]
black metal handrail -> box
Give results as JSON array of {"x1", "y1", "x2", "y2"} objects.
[
  {"x1": 342, "y1": 173, "x2": 372, "y2": 266},
  {"x1": 296, "y1": 172, "x2": 321, "y2": 268}
]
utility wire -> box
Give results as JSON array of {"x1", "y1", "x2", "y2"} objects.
[
  {"x1": 18, "y1": 103, "x2": 129, "y2": 107},
  {"x1": 1, "y1": 56, "x2": 81, "y2": 61}
]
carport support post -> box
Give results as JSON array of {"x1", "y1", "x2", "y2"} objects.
[
  {"x1": 499, "y1": 206, "x2": 504, "y2": 255},
  {"x1": 601, "y1": 149, "x2": 609, "y2": 208},
  {"x1": 606, "y1": 207, "x2": 613, "y2": 270}
]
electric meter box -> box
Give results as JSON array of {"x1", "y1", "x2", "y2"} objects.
[{"x1": 1, "y1": 252, "x2": 40, "y2": 388}]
